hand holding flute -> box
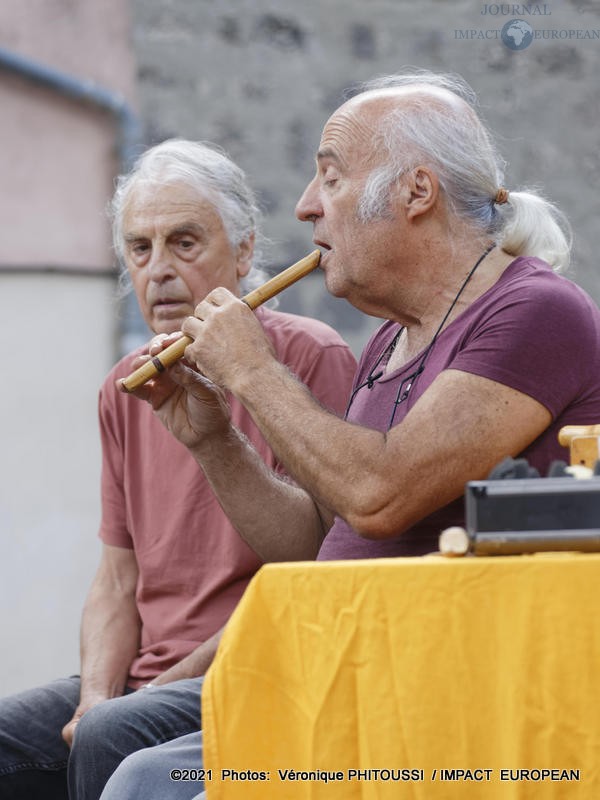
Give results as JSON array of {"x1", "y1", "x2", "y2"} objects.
[{"x1": 120, "y1": 250, "x2": 321, "y2": 393}]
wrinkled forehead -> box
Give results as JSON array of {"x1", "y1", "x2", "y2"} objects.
[
  {"x1": 122, "y1": 180, "x2": 223, "y2": 229},
  {"x1": 318, "y1": 105, "x2": 377, "y2": 168},
  {"x1": 120, "y1": 180, "x2": 225, "y2": 242},
  {"x1": 126, "y1": 178, "x2": 215, "y2": 209}
]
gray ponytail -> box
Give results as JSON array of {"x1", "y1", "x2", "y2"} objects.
[
  {"x1": 355, "y1": 70, "x2": 572, "y2": 272},
  {"x1": 496, "y1": 190, "x2": 572, "y2": 272}
]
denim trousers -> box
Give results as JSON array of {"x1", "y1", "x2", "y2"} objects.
[
  {"x1": 99, "y1": 731, "x2": 207, "y2": 800},
  {"x1": 0, "y1": 675, "x2": 204, "y2": 800}
]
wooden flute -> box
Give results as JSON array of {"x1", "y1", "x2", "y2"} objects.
[{"x1": 120, "y1": 249, "x2": 321, "y2": 393}]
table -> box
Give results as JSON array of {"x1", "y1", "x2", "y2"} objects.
[{"x1": 202, "y1": 554, "x2": 600, "y2": 798}]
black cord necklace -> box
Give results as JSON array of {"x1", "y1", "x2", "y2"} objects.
[{"x1": 344, "y1": 243, "x2": 496, "y2": 427}]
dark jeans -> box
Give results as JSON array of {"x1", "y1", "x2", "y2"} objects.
[{"x1": 0, "y1": 675, "x2": 203, "y2": 800}]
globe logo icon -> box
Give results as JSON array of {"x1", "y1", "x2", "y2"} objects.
[{"x1": 501, "y1": 19, "x2": 534, "y2": 50}]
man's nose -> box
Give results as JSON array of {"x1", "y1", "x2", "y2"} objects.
[
  {"x1": 295, "y1": 176, "x2": 322, "y2": 222},
  {"x1": 147, "y1": 243, "x2": 176, "y2": 281}
]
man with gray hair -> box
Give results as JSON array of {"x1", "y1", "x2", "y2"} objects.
[
  {"x1": 0, "y1": 139, "x2": 356, "y2": 800},
  {"x1": 99, "y1": 69, "x2": 600, "y2": 799}
]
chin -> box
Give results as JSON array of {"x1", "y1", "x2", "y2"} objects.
[
  {"x1": 152, "y1": 319, "x2": 185, "y2": 336},
  {"x1": 324, "y1": 272, "x2": 350, "y2": 300}
]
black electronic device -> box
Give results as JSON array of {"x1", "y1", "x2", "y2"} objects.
[
  {"x1": 439, "y1": 456, "x2": 600, "y2": 556},
  {"x1": 464, "y1": 476, "x2": 600, "y2": 555}
]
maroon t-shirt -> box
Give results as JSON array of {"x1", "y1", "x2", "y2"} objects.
[
  {"x1": 318, "y1": 257, "x2": 600, "y2": 560},
  {"x1": 99, "y1": 307, "x2": 357, "y2": 685}
]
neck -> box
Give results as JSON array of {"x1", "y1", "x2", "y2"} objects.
[{"x1": 388, "y1": 240, "x2": 514, "y2": 368}]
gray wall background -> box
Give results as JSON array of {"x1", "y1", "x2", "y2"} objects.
[{"x1": 132, "y1": 0, "x2": 600, "y2": 354}]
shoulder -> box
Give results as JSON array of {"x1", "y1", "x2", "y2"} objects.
[
  {"x1": 98, "y1": 348, "x2": 149, "y2": 413},
  {"x1": 256, "y1": 307, "x2": 354, "y2": 356},
  {"x1": 493, "y1": 257, "x2": 597, "y2": 311},
  {"x1": 257, "y1": 308, "x2": 357, "y2": 414},
  {"x1": 100, "y1": 348, "x2": 145, "y2": 390},
  {"x1": 448, "y1": 258, "x2": 600, "y2": 418},
  {"x1": 472, "y1": 257, "x2": 600, "y2": 334}
]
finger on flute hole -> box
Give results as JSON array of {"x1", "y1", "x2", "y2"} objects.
[{"x1": 149, "y1": 332, "x2": 183, "y2": 356}]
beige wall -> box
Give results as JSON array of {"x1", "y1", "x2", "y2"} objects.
[
  {"x1": 0, "y1": 274, "x2": 115, "y2": 691},
  {"x1": 0, "y1": 0, "x2": 138, "y2": 695}
]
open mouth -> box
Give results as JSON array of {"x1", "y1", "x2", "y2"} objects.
[{"x1": 315, "y1": 241, "x2": 332, "y2": 265}]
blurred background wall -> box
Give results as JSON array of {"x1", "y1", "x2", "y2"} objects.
[{"x1": 1, "y1": 0, "x2": 599, "y2": 695}]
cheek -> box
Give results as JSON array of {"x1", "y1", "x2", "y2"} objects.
[
  {"x1": 337, "y1": 218, "x2": 361, "y2": 253},
  {"x1": 127, "y1": 270, "x2": 157, "y2": 326},
  {"x1": 186, "y1": 273, "x2": 215, "y2": 305},
  {"x1": 127, "y1": 270, "x2": 148, "y2": 301},
  {"x1": 193, "y1": 251, "x2": 242, "y2": 296}
]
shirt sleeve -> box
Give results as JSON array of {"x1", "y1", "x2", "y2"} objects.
[
  {"x1": 97, "y1": 374, "x2": 134, "y2": 549},
  {"x1": 449, "y1": 275, "x2": 597, "y2": 419}
]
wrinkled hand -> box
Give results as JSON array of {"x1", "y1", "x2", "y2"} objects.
[
  {"x1": 181, "y1": 289, "x2": 275, "y2": 391},
  {"x1": 119, "y1": 333, "x2": 231, "y2": 450}
]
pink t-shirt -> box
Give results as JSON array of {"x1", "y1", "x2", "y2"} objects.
[{"x1": 98, "y1": 307, "x2": 357, "y2": 686}]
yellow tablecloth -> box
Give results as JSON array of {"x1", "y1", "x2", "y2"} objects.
[{"x1": 202, "y1": 554, "x2": 600, "y2": 799}]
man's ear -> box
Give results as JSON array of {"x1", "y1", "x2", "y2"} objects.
[
  {"x1": 404, "y1": 166, "x2": 440, "y2": 220},
  {"x1": 236, "y1": 233, "x2": 255, "y2": 278}
]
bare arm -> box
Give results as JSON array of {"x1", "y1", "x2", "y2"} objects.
[
  {"x1": 225, "y1": 362, "x2": 551, "y2": 538},
  {"x1": 179, "y1": 290, "x2": 552, "y2": 540},
  {"x1": 151, "y1": 627, "x2": 224, "y2": 685},
  {"x1": 62, "y1": 544, "x2": 140, "y2": 746},
  {"x1": 125, "y1": 351, "x2": 331, "y2": 562},
  {"x1": 187, "y1": 423, "x2": 330, "y2": 561}
]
